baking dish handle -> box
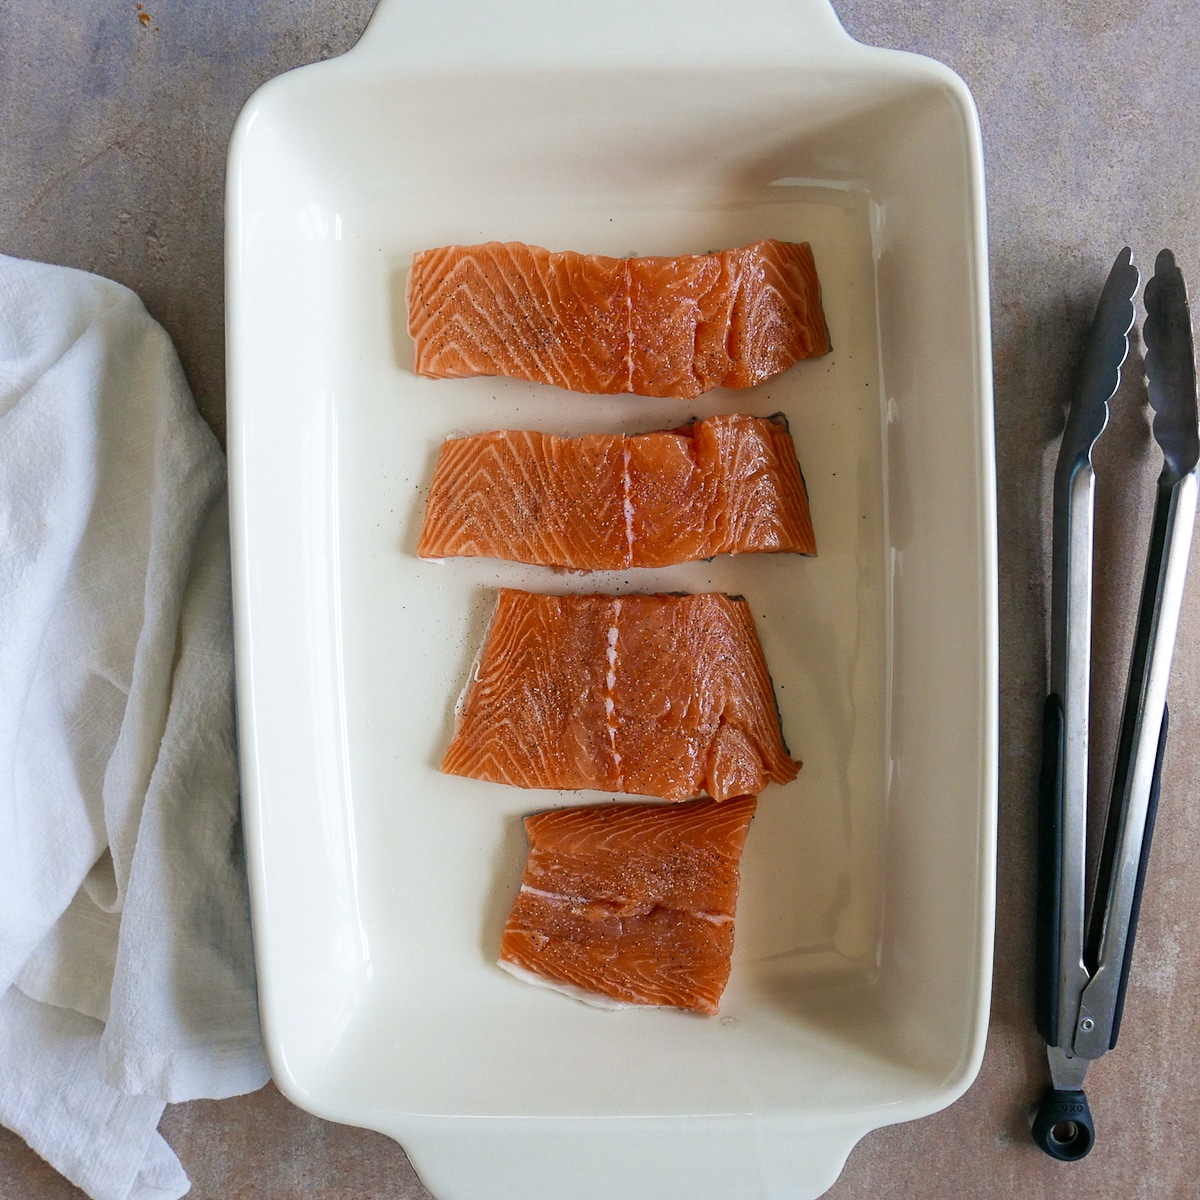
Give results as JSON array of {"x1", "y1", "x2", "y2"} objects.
[
  {"x1": 395, "y1": 1115, "x2": 870, "y2": 1200},
  {"x1": 351, "y1": 0, "x2": 855, "y2": 70}
]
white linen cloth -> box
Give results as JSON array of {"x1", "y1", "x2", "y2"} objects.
[{"x1": 0, "y1": 255, "x2": 270, "y2": 1199}]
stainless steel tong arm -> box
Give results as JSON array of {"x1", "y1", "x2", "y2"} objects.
[
  {"x1": 1045, "y1": 247, "x2": 1139, "y2": 1052},
  {"x1": 1047, "y1": 456, "x2": 1099, "y2": 1048}
]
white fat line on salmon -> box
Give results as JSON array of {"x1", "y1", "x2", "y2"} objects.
[
  {"x1": 521, "y1": 885, "x2": 732, "y2": 926},
  {"x1": 621, "y1": 443, "x2": 635, "y2": 565},
  {"x1": 520, "y1": 884, "x2": 592, "y2": 906},
  {"x1": 625, "y1": 261, "x2": 634, "y2": 394},
  {"x1": 605, "y1": 598, "x2": 623, "y2": 786}
]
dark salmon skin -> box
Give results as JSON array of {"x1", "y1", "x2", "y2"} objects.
[
  {"x1": 499, "y1": 795, "x2": 757, "y2": 1014},
  {"x1": 417, "y1": 413, "x2": 816, "y2": 570},
  {"x1": 407, "y1": 240, "x2": 830, "y2": 399},
  {"x1": 442, "y1": 591, "x2": 800, "y2": 802}
]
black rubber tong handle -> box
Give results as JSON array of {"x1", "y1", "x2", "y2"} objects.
[
  {"x1": 1035, "y1": 693, "x2": 1065, "y2": 1049},
  {"x1": 1031, "y1": 700, "x2": 1170, "y2": 1160},
  {"x1": 1031, "y1": 693, "x2": 1092, "y2": 1161}
]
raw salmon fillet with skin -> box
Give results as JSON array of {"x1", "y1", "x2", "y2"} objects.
[
  {"x1": 416, "y1": 413, "x2": 816, "y2": 570},
  {"x1": 441, "y1": 591, "x2": 799, "y2": 801},
  {"x1": 407, "y1": 240, "x2": 830, "y2": 399},
  {"x1": 499, "y1": 795, "x2": 757, "y2": 1014}
]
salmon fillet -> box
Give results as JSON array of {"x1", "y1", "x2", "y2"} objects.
[
  {"x1": 407, "y1": 240, "x2": 830, "y2": 399},
  {"x1": 442, "y1": 590, "x2": 800, "y2": 801},
  {"x1": 416, "y1": 413, "x2": 816, "y2": 569},
  {"x1": 499, "y1": 795, "x2": 757, "y2": 1014}
]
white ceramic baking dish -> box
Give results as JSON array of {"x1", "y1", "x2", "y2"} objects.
[{"x1": 226, "y1": 2, "x2": 996, "y2": 1197}]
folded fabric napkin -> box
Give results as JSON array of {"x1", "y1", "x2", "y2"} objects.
[{"x1": 0, "y1": 255, "x2": 270, "y2": 1199}]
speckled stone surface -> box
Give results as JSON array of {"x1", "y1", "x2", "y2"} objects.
[{"x1": 3, "y1": 1, "x2": 1200, "y2": 1197}]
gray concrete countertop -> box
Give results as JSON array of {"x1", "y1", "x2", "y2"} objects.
[{"x1": 3, "y1": 2, "x2": 1199, "y2": 1197}]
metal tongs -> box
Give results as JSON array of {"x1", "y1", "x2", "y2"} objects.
[{"x1": 1033, "y1": 248, "x2": 1200, "y2": 1160}]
